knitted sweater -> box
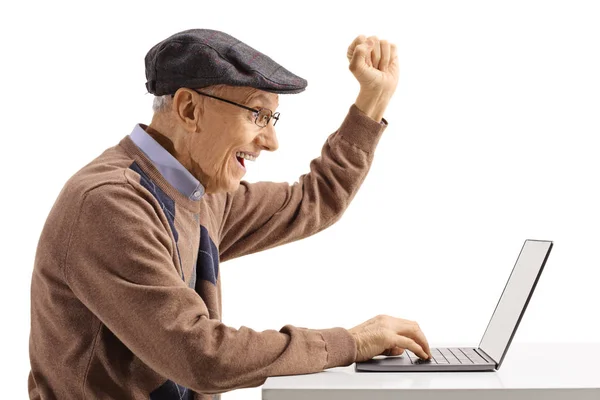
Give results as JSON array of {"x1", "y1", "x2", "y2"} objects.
[{"x1": 28, "y1": 104, "x2": 387, "y2": 399}]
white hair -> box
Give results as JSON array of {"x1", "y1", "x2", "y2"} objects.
[
  {"x1": 152, "y1": 85, "x2": 226, "y2": 113},
  {"x1": 152, "y1": 95, "x2": 173, "y2": 113}
]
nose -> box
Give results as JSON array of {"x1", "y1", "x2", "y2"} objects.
[{"x1": 255, "y1": 122, "x2": 279, "y2": 152}]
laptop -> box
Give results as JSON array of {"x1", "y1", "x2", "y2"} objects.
[{"x1": 355, "y1": 239, "x2": 553, "y2": 372}]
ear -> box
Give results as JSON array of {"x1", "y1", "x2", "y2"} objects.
[{"x1": 173, "y1": 88, "x2": 203, "y2": 132}]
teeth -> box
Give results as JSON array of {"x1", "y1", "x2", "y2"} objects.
[{"x1": 236, "y1": 151, "x2": 257, "y2": 162}]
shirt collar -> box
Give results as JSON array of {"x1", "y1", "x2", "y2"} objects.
[{"x1": 129, "y1": 124, "x2": 205, "y2": 201}]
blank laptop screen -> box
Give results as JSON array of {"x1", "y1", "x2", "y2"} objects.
[{"x1": 478, "y1": 240, "x2": 552, "y2": 364}]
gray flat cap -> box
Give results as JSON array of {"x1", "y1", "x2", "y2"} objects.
[{"x1": 145, "y1": 29, "x2": 307, "y2": 96}]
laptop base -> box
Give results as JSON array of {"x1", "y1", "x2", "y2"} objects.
[{"x1": 355, "y1": 347, "x2": 497, "y2": 372}]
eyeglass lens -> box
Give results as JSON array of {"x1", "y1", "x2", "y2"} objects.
[{"x1": 256, "y1": 109, "x2": 276, "y2": 127}]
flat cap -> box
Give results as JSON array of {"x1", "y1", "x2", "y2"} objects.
[{"x1": 145, "y1": 29, "x2": 307, "y2": 96}]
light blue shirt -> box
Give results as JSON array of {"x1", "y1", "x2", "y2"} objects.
[{"x1": 129, "y1": 124, "x2": 205, "y2": 201}]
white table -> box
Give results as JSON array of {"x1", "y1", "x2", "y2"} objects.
[{"x1": 262, "y1": 343, "x2": 600, "y2": 400}]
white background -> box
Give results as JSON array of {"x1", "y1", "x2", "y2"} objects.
[{"x1": 1, "y1": 0, "x2": 599, "y2": 398}]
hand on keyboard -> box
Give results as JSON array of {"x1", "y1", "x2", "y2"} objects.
[{"x1": 349, "y1": 314, "x2": 431, "y2": 362}]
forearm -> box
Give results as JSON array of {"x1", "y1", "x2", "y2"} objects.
[
  {"x1": 188, "y1": 323, "x2": 356, "y2": 393},
  {"x1": 354, "y1": 89, "x2": 393, "y2": 123}
]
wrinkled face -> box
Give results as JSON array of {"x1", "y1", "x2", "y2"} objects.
[{"x1": 184, "y1": 86, "x2": 280, "y2": 193}]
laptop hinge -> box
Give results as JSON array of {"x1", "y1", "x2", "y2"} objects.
[{"x1": 476, "y1": 348, "x2": 498, "y2": 366}]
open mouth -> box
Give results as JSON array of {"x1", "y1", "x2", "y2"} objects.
[
  {"x1": 236, "y1": 155, "x2": 245, "y2": 168},
  {"x1": 235, "y1": 151, "x2": 257, "y2": 171}
]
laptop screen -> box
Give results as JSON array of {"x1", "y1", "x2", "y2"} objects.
[{"x1": 478, "y1": 240, "x2": 552, "y2": 366}]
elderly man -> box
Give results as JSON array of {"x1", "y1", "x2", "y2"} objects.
[{"x1": 28, "y1": 29, "x2": 431, "y2": 399}]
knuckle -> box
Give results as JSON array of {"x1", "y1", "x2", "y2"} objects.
[{"x1": 352, "y1": 43, "x2": 365, "y2": 52}]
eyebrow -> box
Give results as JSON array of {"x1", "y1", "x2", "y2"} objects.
[{"x1": 249, "y1": 94, "x2": 279, "y2": 109}]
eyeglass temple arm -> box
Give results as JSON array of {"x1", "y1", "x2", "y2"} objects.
[{"x1": 171, "y1": 90, "x2": 259, "y2": 114}]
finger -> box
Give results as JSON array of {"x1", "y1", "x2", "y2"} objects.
[
  {"x1": 348, "y1": 42, "x2": 373, "y2": 74},
  {"x1": 387, "y1": 347, "x2": 405, "y2": 356},
  {"x1": 412, "y1": 325, "x2": 431, "y2": 357},
  {"x1": 389, "y1": 43, "x2": 399, "y2": 70},
  {"x1": 347, "y1": 34, "x2": 367, "y2": 62},
  {"x1": 379, "y1": 40, "x2": 391, "y2": 72},
  {"x1": 395, "y1": 347, "x2": 406, "y2": 356},
  {"x1": 392, "y1": 334, "x2": 427, "y2": 359},
  {"x1": 367, "y1": 36, "x2": 381, "y2": 69},
  {"x1": 403, "y1": 322, "x2": 432, "y2": 358},
  {"x1": 391, "y1": 319, "x2": 431, "y2": 358}
]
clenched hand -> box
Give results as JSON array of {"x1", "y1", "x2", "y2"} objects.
[{"x1": 346, "y1": 35, "x2": 399, "y2": 122}]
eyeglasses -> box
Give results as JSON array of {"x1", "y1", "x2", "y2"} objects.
[{"x1": 172, "y1": 89, "x2": 280, "y2": 128}]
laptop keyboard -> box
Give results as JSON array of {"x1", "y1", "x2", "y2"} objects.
[{"x1": 405, "y1": 348, "x2": 490, "y2": 365}]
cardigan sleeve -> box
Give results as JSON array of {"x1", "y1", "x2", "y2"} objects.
[{"x1": 218, "y1": 104, "x2": 387, "y2": 262}]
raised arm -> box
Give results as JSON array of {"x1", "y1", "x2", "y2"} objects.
[
  {"x1": 218, "y1": 104, "x2": 386, "y2": 262},
  {"x1": 218, "y1": 35, "x2": 399, "y2": 261}
]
